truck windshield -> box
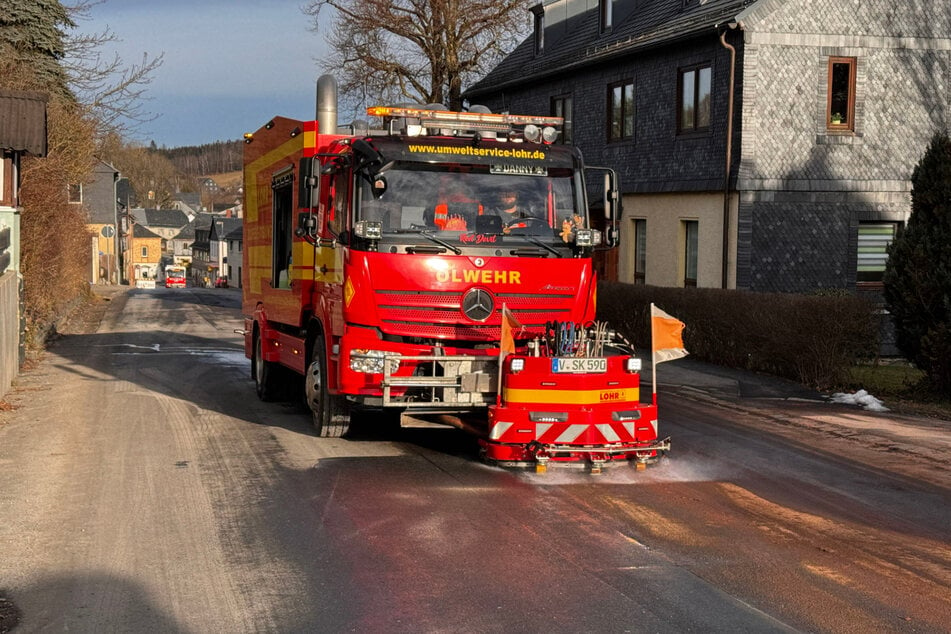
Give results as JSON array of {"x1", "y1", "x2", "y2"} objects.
[{"x1": 356, "y1": 163, "x2": 585, "y2": 248}]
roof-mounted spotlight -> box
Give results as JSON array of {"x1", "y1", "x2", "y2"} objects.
[
  {"x1": 541, "y1": 126, "x2": 558, "y2": 144},
  {"x1": 523, "y1": 124, "x2": 541, "y2": 143},
  {"x1": 243, "y1": 132, "x2": 254, "y2": 144},
  {"x1": 265, "y1": 120, "x2": 275, "y2": 129},
  {"x1": 290, "y1": 126, "x2": 301, "y2": 137}
]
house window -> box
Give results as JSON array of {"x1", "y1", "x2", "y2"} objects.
[
  {"x1": 600, "y1": 0, "x2": 612, "y2": 32},
  {"x1": 857, "y1": 222, "x2": 899, "y2": 284},
  {"x1": 828, "y1": 56, "x2": 856, "y2": 130},
  {"x1": 633, "y1": 219, "x2": 647, "y2": 284},
  {"x1": 140, "y1": 246, "x2": 148, "y2": 259},
  {"x1": 607, "y1": 80, "x2": 634, "y2": 142},
  {"x1": 683, "y1": 220, "x2": 698, "y2": 287},
  {"x1": 678, "y1": 64, "x2": 711, "y2": 133},
  {"x1": 532, "y1": 6, "x2": 544, "y2": 55},
  {"x1": 551, "y1": 95, "x2": 573, "y2": 144},
  {"x1": 68, "y1": 183, "x2": 82, "y2": 204}
]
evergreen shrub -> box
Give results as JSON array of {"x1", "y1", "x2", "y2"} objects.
[{"x1": 883, "y1": 131, "x2": 951, "y2": 394}]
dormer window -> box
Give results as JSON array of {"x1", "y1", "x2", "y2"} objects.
[
  {"x1": 531, "y1": 5, "x2": 544, "y2": 55},
  {"x1": 600, "y1": 0, "x2": 612, "y2": 33}
]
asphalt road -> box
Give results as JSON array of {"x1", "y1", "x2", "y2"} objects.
[{"x1": 0, "y1": 286, "x2": 948, "y2": 632}]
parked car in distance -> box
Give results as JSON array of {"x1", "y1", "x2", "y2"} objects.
[{"x1": 214, "y1": 276, "x2": 228, "y2": 288}]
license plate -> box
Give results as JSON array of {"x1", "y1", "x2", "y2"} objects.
[{"x1": 551, "y1": 357, "x2": 607, "y2": 374}]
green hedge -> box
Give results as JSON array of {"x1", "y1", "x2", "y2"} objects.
[{"x1": 596, "y1": 282, "x2": 879, "y2": 390}]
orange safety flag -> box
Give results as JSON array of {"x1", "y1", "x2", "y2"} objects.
[
  {"x1": 500, "y1": 303, "x2": 521, "y2": 358},
  {"x1": 651, "y1": 303, "x2": 688, "y2": 364}
]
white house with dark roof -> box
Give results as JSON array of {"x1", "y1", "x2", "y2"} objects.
[{"x1": 209, "y1": 217, "x2": 242, "y2": 284}]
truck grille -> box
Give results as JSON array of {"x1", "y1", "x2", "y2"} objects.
[{"x1": 375, "y1": 290, "x2": 575, "y2": 341}]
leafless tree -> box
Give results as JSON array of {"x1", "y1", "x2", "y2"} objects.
[
  {"x1": 303, "y1": 0, "x2": 531, "y2": 115},
  {"x1": 63, "y1": 1, "x2": 164, "y2": 139}
]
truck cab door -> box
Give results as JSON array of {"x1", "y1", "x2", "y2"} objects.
[{"x1": 318, "y1": 167, "x2": 349, "y2": 340}]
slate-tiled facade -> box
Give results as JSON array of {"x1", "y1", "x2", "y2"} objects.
[
  {"x1": 733, "y1": 0, "x2": 949, "y2": 292},
  {"x1": 466, "y1": 0, "x2": 951, "y2": 295}
]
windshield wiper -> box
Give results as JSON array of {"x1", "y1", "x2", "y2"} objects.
[
  {"x1": 511, "y1": 234, "x2": 561, "y2": 257},
  {"x1": 391, "y1": 228, "x2": 462, "y2": 254}
]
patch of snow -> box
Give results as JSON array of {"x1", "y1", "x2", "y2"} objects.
[{"x1": 830, "y1": 389, "x2": 889, "y2": 412}]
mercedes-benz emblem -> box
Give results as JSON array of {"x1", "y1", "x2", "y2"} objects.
[{"x1": 461, "y1": 288, "x2": 494, "y2": 322}]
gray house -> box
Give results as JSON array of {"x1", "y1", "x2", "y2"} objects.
[
  {"x1": 465, "y1": 0, "x2": 951, "y2": 297},
  {"x1": 170, "y1": 192, "x2": 201, "y2": 217},
  {"x1": 81, "y1": 159, "x2": 120, "y2": 284},
  {"x1": 224, "y1": 224, "x2": 243, "y2": 288},
  {"x1": 136, "y1": 208, "x2": 191, "y2": 243},
  {"x1": 189, "y1": 213, "x2": 215, "y2": 284},
  {"x1": 168, "y1": 218, "x2": 197, "y2": 267}
]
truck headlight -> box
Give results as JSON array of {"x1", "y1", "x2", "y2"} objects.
[
  {"x1": 509, "y1": 358, "x2": 525, "y2": 373},
  {"x1": 529, "y1": 411, "x2": 568, "y2": 422},
  {"x1": 612, "y1": 410, "x2": 642, "y2": 421},
  {"x1": 625, "y1": 357, "x2": 642, "y2": 373},
  {"x1": 350, "y1": 349, "x2": 389, "y2": 374}
]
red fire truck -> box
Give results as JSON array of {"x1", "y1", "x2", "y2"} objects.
[{"x1": 242, "y1": 75, "x2": 669, "y2": 472}]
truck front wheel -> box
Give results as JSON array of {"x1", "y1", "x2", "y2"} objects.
[
  {"x1": 305, "y1": 337, "x2": 351, "y2": 437},
  {"x1": 253, "y1": 331, "x2": 285, "y2": 401}
]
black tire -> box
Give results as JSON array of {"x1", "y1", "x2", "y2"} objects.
[
  {"x1": 253, "y1": 331, "x2": 285, "y2": 401},
  {"x1": 305, "y1": 336, "x2": 351, "y2": 437}
]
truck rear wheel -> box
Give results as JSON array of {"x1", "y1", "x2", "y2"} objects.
[
  {"x1": 253, "y1": 331, "x2": 285, "y2": 401},
  {"x1": 305, "y1": 337, "x2": 351, "y2": 437}
]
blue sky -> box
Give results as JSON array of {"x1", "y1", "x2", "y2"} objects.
[{"x1": 80, "y1": 0, "x2": 329, "y2": 148}]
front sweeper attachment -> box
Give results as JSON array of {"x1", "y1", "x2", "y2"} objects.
[{"x1": 480, "y1": 322, "x2": 672, "y2": 473}]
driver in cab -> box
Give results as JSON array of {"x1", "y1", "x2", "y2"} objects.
[{"x1": 489, "y1": 188, "x2": 538, "y2": 233}]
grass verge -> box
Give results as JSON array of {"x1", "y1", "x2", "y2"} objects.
[{"x1": 846, "y1": 363, "x2": 951, "y2": 421}]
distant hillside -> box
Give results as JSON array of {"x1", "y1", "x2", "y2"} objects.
[
  {"x1": 159, "y1": 140, "x2": 243, "y2": 177},
  {"x1": 208, "y1": 171, "x2": 242, "y2": 190}
]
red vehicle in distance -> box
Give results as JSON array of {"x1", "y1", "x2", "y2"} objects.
[{"x1": 164, "y1": 265, "x2": 187, "y2": 288}]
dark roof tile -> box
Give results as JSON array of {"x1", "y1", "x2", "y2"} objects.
[
  {"x1": 0, "y1": 89, "x2": 48, "y2": 156},
  {"x1": 466, "y1": 0, "x2": 756, "y2": 96}
]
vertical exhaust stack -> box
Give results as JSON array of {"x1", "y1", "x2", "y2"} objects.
[{"x1": 316, "y1": 74, "x2": 338, "y2": 135}]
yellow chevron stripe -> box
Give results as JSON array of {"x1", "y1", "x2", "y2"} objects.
[
  {"x1": 503, "y1": 387, "x2": 639, "y2": 405},
  {"x1": 244, "y1": 134, "x2": 303, "y2": 223}
]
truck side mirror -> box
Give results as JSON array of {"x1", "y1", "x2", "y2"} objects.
[
  {"x1": 352, "y1": 139, "x2": 383, "y2": 175},
  {"x1": 602, "y1": 171, "x2": 621, "y2": 221},
  {"x1": 298, "y1": 157, "x2": 320, "y2": 208}
]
